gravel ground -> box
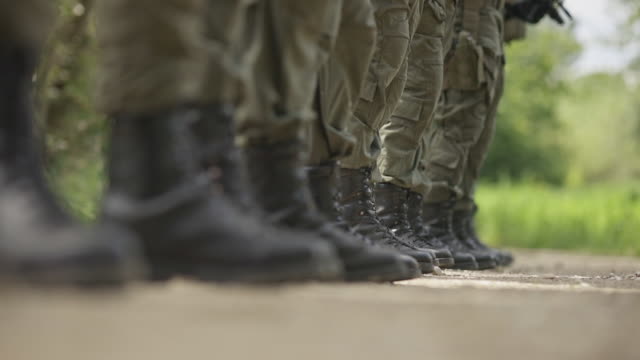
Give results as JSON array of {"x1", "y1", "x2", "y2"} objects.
[{"x1": 1, "y1": 249, "x2": 639, "y2": 360}]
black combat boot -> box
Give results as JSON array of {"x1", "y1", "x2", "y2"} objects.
[
  {"x1": 337, "y1": 167, "x2": 436, "y2": 274},
  {"x1": 374, "y1": 183, "x2": 455, "y2": 268},
  {"x1": 190, "y1": 105, "x2": 252, "y2": 209},
  {"x1": 453, "y1": 205, "x2": 514, "y2": 267},
  {"x1": 0, "y1": 44, "x2": 143, "y2": 286},
  {"x1": 423, "y1": 201, "x2": 497, "y2": 270},
  {"x1": 306, "y1": 162, "x2": 421, "y2": 281},
  {"x1": 244, "y1": 140, "x2": 423, "y2": 281},
  {"x1": 103, "y1": 107, "x2": 342, "y2": 283},
  {"x1": 407, "y1": 192, "x2": 477, "y2": 269}
]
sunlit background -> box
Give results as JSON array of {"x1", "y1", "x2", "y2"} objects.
[{"x1": 39, "y1": 0, "x2": 640, "y2": 257}]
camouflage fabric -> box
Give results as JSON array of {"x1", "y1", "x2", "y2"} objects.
[
  {"x1": 456, "y1": 64, "x2": 504, "y2": 210},
  {"x1": 340, "y1": 0, "x2": 424, "y2": 170},
  {"x1": 0, "y1": 0, "x2": 54, "y2": 50},
  {"x1": 308, "y1": 0, "x2": 377, "y2": 166},
  {"x1": 95, "y1": 0, "x2": 253, "y2": 115},
  {"x1": 422, "y1": 0, "x2": 506, "y2": 202},
  {"x1": 376, "y1": 0, "x2": 458, "y2": 192},
  {"x1": 236, "y1": 0, "x2": 342, "y2": 146},
  {"x1": 0, "y1": 0, "x2": 54, "y2": 49}
]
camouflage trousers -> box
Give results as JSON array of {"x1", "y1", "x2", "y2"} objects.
[
  {"x1": 96, "y1": 0, "x2": 340, "y2": 148},
  {"x1": 422, "y1": 0, "x2": 506, "y2": 203},
  {"x1": 340, "y1": 0, "x2": 425, "y2": 170},
  {"x1": 377, "y1": 0, "x2": 458, "y2": 193},
  {"x1": 0, "y1": 0, "x2": 54, "y2": 49},
  {"x1": 307, "y1": 0, "x2": 377, "y2": 166},
  {"x1": 96, "y1": 0, "x2": 257, "y2": 115},
  {"x1": 237, "y1": 0, "x2": 344, "y2": 146}
]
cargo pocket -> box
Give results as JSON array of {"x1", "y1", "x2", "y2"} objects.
[
  {"x1": 427, "y1": 131, "x2": 461, "y2": 171},
  {"x1": 393, "y1": 98, "x2": 423, "y2": 123},
  {"x1": 415, "y1": 0, "x2": 447, "y2": 37},
  {"x1": 376, "y1": 7, "x2": 411, "y2": 88},
  {"x1": 444, "y1": 31, "x2": 484, "y2": 90},
  {"x1": 360, "y1": 71, "x2": 378, "y2": 102},
  {"x1": 426, "y1": 0, "x2": 447, "y2": 23},
  {"x1": 411, "y1": 33, "x2": 444, "y2": 69}
]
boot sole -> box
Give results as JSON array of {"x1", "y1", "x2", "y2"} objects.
[
  {"x1": 345, "y1": 261, "x2": 421, "y2": 282},
  {"x1": 419, "y1": 261, "x2": 435, "y2": 274},
  {"x1": 437, "y1": 257, "x2": 455, "y2": 268},
  {"x1": 476, "y1": 259, "x2": 497, "y2": 270},
  {"x1": 149, "y1": 257, "x2": 343, "y2": 284},
  {"x1": 451, "y1": 260, "x2": 479, "y2": 271}
]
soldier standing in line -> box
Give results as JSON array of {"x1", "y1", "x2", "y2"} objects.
[
  {"x1": 309, "y1": 0, "x2": 464, "y2": 269},
  {"x1": 231, "y1": 0, "x2": 422, "y2": 281},
  {"x1": 408, "y1": 0, "x2": 511, "y2": 269},
  {"x1": 304, "y1": 0, "x2": 437, "y2": 274},
  {"x1": 370, "y1": 0, "x2": 491, "y2": 270},
  {"x1": 1, "y1": 0, "x2": 351, "y2": 285},
  {"x1": 441, "y1": 0, "x2": 570, "y2": 267}
]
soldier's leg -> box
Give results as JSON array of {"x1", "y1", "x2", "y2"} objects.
[
  {"x1": 303, "y1": 0, "x2": 427, "y2": 276},
  {"x1": 339, "y1": 0, "x2": 419, "y2": 171},
  {"x1": 377, "y1": 0, "x2": 455, "y2": 190},
  {"x1": 307, "y1": 0, "x2": 375, "y2": 166},
  {"x1": 235, "y1": 0, "x2": 340, "y2": 146},
  {"x1": 370, "y1": 0, "x2": 461, "y2": 268},
  {"x1": 459, "y1": 63, "x2": 504, "y2": 210},
  {"x1": 421, "y1": 0, "x2": 506, "y2": 270},
  {"x1": 96, "y1": 0, "x2": 343, "y2": 284},
  {"x1": 233, "y1": 0, "x2": 420, "y2": 282},
  {"x1": 455, "y1": 12, "x2": 526, "y2": 264},
  {"x1": 307, "y1": 0, "x2": 374, "y2": 209},
  {"x1": 0, "y1": 1, "x2": 143, "y2": 285},
  {"x1": 453, "y1": 58, "x2": 514, "y2": 266}
]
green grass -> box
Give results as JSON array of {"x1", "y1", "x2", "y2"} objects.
[{"x1": 476, "y1": 183, "x2": 640, "y2": 257}]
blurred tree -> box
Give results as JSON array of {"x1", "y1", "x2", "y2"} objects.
[
  {"x1": 558, "y1": 73, "x2": 640, "y2": 185},
  {"x1": 481, "y1": 26, "x2": 582, "y2": 184}
]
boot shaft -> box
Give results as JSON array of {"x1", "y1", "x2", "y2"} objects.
[
  {"x1": 336, "y1": 167, "x2": 377, "y2": 222},
  {"x1": 306, "y1": 162, "x2": 341, "y2": 221},
  {"x1": 191, "y1": 105, "x2": 251, "y2": 207},
  {"x1": 243, "y1": 140, "x2": 319, "y2": 222},
  {"x1": 0, "y1": 44, "x2": 39, "y2": 177},
  {"x1": 0, "y1": 44, "x2": 72, "y2": 224},
  {"x1": 374, "y1": 183, "x2": 410, "y2": 228},
  {"x1": 106, "y1": 107, "x2": 205, "y2": 202},
  {"x1": 406, "y1": 191, "x2": 425, "y2": 232},
  {"x1": 422, "y1": 201, "x2": 455, "y2": 236},
  {"x1": 452, "y1": 209, "x2": 473, "y2": 241}
]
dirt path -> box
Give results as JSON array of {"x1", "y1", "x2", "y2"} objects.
[{"x1": 2, "y1": 249, "x2": 639, "y2": 360}]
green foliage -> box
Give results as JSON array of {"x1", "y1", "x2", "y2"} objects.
[
  {"x1": 482, "y1": 26, "x2": 581, "y2": 184},
  {"x1": 558, "y1": 73, "x2": 640, "y2": 185},
  {"x1": 476, "y1": 183, "x2": 640, "y2": 256},
  {"x1": 483, "y1": 23, "x2": 640, "y2": 186}
]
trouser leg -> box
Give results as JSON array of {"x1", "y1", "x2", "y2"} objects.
[
  {"x1": 236, "y1": 0, "x2": 340, "y2": 145},
  {"x1": 377, "y1": 0, "x2": 457, "y2": 190},
  {"x1": 340, "y1": 0, "x2": 421, "y2": 170},
  {"x1": 308, "y1": 0, "x2": 376, "y2": 166},
  {"x1": 457, "y1": 61, "x2": 504, "y2": 210}
]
